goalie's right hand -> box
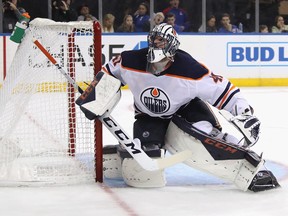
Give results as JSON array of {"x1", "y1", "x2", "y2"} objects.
[
  {"x1": 75, "y1": 72, "x2": 122, "y2": 120},
  {"x1": 231, "y1": 114, "x2": 261, "y2": 147}
]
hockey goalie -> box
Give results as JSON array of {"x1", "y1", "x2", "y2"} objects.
[{"x1": 76, "y1": 23, "x2": 280, "y2": 192}]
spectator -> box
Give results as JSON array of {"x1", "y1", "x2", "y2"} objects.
[
  {"x1": 84, "y1": 14, "x2": 94, "y2": 21},
  {"x1": 133, "y1": 2, "x2": 150, "y2": 32},
  {"x1": 77, "y1": 4, "x2": 97, "y2": 21},
  {"x1": 166, "y1": 13, "x2": 183, "y2": 32},
  {"x1": 218, "y1": 13, "x2": 241, "y2": 33},
  {"x1": 153, "y1": 12, "x2": 165, "y2": 26},
  {"x1": 163, "y1": 0, "x2": 190, "y2": 32},
  {"x1": 116, "y1": 14, "x2": 135, "y2": 32},
  {"x1": 70, "y1": 0, "x2": 98, "y2": 20},
  {"x1": 2, "y1": 0, "x2": 26, "y2": 33},
  {"x1": 102, "y1": 13, "x2": 115, "y2": 33},
  {"x1": 198, "y1": 15, "x2": 217, "y2": 33},
  {"x1": 271, "y1": 15, "x2": 288, "y2": 33},
  {"x1": 259, "y1": 24, "x2": 269, "y2": 33},
  {"x1": 142, "y1": 11, "x2": 165, "y2": 32},
  {"x1": 52, "y1": 0, "x2": 77, "y2": 22}
]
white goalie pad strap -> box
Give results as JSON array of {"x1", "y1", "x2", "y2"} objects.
[
  {"x1": 80, "y1": 72, "x2": 121, "y2": 116},
  {"x1": 164, "y1": 121, "x2": 264, "y2": 191},
  {"x1": 103, "y1": 152, "x2": 122, "y2": 179},
  {"x1": 122, "y1": 149, "x2": 166, "y2": 187}
]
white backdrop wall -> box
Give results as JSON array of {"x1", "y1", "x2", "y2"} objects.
[{"x1": 1, "y1": 33, "x2": 288, "y2": 86}]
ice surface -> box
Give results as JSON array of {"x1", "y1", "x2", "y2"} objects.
[{"x1": 0, "y1": 87, "x2": 287, "y2": 216}]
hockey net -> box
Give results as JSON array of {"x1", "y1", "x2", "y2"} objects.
[{"x1": 0, "y1": 18, "x2": 103, "y2": 186}]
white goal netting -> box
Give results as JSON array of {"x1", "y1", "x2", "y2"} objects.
[{"x1": 0, "y1": 18, "x2": 101, "y2": 186}]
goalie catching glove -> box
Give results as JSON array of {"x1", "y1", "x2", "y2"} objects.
[
  {"x1": 220, "y1": 108, "x2": 260, "y2": 147},
  {"x1": 231, "y1": 114, "x2": 260, "y2": 147},
  {"x1": 76, "y1": 72, "x2": 121, "y2": 120}
]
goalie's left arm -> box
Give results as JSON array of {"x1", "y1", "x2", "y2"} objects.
[
  {"x1": 216, "y1": 85, "x2": 260, "y2": 147},
  {"x1": 196, "y1": 73, "x2": 261, "y2": 147},
  {"x1": 220, "y1": 89, "x2": 260, "y2": 148}
]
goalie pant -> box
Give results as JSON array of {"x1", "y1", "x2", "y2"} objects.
[{"x1": 165, "y1": 115, "x2": 264, "y2": 191}]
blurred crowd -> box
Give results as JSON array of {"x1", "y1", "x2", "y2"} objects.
[{"x1": 2, "y1": 0, "x2": 288, "y2": 33}]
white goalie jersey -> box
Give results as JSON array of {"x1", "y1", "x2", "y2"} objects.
[{"x1": 102, "y1": 48, "x2": 252, "y2": 118}]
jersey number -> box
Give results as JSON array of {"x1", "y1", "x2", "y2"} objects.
[
  {"x1": 112, "y1": 55, "x2": 121, "y2": 66},
  {"x1": 210, "y1": 73, "x2": 223, "y2": 83}
]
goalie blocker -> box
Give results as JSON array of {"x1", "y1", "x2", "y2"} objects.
[{"x1": 76, "y1": 72, "x2": 121, "y2": 119}]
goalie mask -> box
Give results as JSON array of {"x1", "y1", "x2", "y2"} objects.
[{"x1": 147, "y1": 23, "x2": 180, "y2": 75}]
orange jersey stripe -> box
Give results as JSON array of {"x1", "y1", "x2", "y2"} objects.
[
  {"x1": 165, "y1": 72, "x2": 209, "y2": 81},
  {"x1": 217, "y1": 85, "x2": 236, "y2": 109},
  {"x1": 121, "y1": 65, "x2": 209, "y2": 81},
  {"x1": 121, "y1": 65, "x2": 147, "y2": 74},
  {"x1": 101, "y1": 66, "x2": 109, "y2": 74}
]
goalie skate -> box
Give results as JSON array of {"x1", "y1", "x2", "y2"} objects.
[{"x1": 248, "y1": 170, "x2": 280, "y2": 192}]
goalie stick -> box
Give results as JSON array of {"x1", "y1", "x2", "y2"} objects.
[{"x1": 33, "y1": 39, "x2": 193, "y2": 171}]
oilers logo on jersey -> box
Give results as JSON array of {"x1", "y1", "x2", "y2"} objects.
[{"x1": 140, "y1": 87, "x2": 170, "y2": 114}]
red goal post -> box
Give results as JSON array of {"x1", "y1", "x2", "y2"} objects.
[{"x1": 0, "y1": 18, "x2": 103, "y2": 186}]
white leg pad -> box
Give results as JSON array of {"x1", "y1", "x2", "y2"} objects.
[
  {"x1": 122, "y1": 150, "x2": 166, "y2": 188},
  {"x1": 103, "y1": 153, "x2": 122, "y2": 179},
  {"x1": 165, "y1": 121, "x2": 264, "y2": 191},
  {"x1": 234, "y1": 158, "x2": 264, "y2": 191}
]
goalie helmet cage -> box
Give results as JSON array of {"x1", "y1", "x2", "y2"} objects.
[{"x1": 0, "y1": 18, "x2": 103, "y2": 186}]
